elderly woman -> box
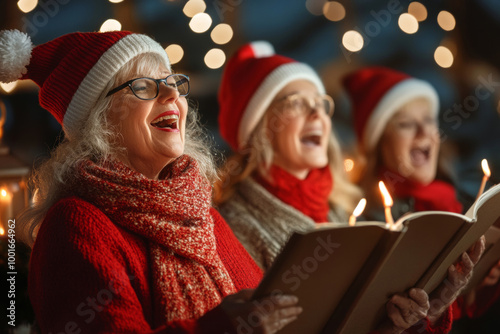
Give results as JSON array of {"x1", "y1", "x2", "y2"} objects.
[
  {"x1": 343, "y1": 66, "x2": 490, "y2": 330},
  {"x1": 214, "y1": 42, "x2": 483, "y2": 334},
  {"x1": 0, "y1": 30, "x2": 301, "y2": 333}
]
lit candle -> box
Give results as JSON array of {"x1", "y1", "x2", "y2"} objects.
[
  {"x1": 349, "y1": 198, "x2": 367, "y2": 226},
  {"x1": 378, "y1": 181, "x2": 394, "y2": 228},
  {"x1": 476, "y1": 159, "x2": 491, "y2": 200},
  {"x1": 0, "y1": 187, "x2": 13, "y2": 223}
]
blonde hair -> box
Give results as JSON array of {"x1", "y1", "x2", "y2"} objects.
[
  {"x1": 18, "y1": 53, "x2": 217, "y2": 246},
  {"x1": 214, "y1": 105, "x2": 363, "y2": 214}
]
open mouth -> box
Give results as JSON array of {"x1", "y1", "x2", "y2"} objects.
[
  {"x1": 410, "y1": 146, "x2": 431, "y2": 166},
  {"x1": 151, "y1": 114, "x2": 179, "y2": 130},
  {"x1": 300, "y1": 130, "x2": 323, "y2": 147}
]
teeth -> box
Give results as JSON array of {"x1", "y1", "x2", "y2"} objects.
[
  {"x1": 301, "y1": 130, "x2": 323, "y2": 138},
  {"x1": 152, "y1": 114, "x2": 179, "y2": 125}
]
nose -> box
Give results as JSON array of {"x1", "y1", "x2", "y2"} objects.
[{"x1": 157, "y1": 83, "x2": 180, "y2": 104}]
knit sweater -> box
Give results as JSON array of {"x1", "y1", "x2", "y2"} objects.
[
  {"x1": 218, "y1": 177, "x2": 348, "y2": 271},
  {"x1": 29, "y1": 196, "x2": 263, "y2": 334}
]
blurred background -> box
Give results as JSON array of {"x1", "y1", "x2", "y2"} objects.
[{"x1": 1, "y1": 0, "x2": 500, "y2": 331}]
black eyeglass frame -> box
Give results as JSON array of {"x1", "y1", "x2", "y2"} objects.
[{"x1": 106, "y1": 74, "x2": 190, "y2": 100}]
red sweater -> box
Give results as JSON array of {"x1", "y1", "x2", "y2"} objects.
[{"x1": 29, "y1": 196, "x2": 263, "y2": 333}]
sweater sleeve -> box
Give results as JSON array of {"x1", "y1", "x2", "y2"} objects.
[{"x1": 29, "y1": 197, "x2": 236, "y2": 334}]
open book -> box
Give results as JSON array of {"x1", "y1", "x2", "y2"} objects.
[{"x1": 252, "y1": 183, "x2": 500, "y2": 334}]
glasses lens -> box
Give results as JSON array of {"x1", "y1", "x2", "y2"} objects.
[
  {"x1": 167, "y1": 74, "x2": 190, "y2": 96},
  {"x1": 322, "y1": 96, "x2": 334, "y2": 117},
  {"x1": 130, "y1": 78, "x2": 157, "y2": 100}
]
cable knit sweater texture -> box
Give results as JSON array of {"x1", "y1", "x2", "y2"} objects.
[
  {"x1": 29, "y1": 197, "x2": 263, "y2": 334},
  {"x1": 218, "y1": 176, "x2": 347, "y2": 271}
]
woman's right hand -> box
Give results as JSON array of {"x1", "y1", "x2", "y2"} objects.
[{"x1": 217, "y1": 289, "x2": 302, "y2": 334}]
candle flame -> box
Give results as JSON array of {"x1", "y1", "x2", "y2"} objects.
[
  {"x1": 353, "y1": 198, "x2": 367, "y2": 217},
  {"x1": 379, "y1": 181, "x2": 393, "y2": 207},
  {"x1": 0, "y1": 188, "x2": 7, "y2": 197},
  {"x1": 482, "y1": 159, "x2": 491, "y2": 178},
  {"x1": 0, "y1": 227, "x2": 4, "y2": 235}
]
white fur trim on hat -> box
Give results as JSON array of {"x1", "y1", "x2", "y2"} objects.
[
  {"x1": 250, "y1": 41, "x2": 275, "y2": 58},
  {"x1": 63, "y1": 34, "x2": 170, "y2": 139},
  {"x1": 0, "y1": 30, "x2": 33, "y2": 83},
  {"x1": 363, "y1": 78, "x2": 439, "y2": 152},
  {"x1": 238, "y1": 62, "x2": 325, "y2": 149}
]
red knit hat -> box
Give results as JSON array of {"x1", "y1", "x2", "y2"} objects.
[
  {"x1": 218, "y1": 41, "x2": 325, "y2": 151},
  {"x1": 0, "y1": 29, "x2": 170, "y2": 140},
  {"x1": 342, "y1": 66, "x2": 439, "y2": 154}
]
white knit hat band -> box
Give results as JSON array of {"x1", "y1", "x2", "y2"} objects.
[
  {"x1": 363, "y1": 78, "x2": 439, "y2": 153},
  {"x1": 63, "y1": 34, "x2": 170, "y2": 139},
  {"x1": 237, "y1": 62, "x2": 325, "y2": 149}
]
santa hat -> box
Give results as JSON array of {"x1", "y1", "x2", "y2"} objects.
[
  {"x1": 342, "y1": 66, "x2": 439, "y2": 154},
  {"x1": 218, "y1": 41, "x2": 325, "y2": 151},
  {"x1": 0, "y1": 29, "x2": 170, "y2": 140}
]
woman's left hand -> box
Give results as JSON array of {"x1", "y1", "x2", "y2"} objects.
[{"x1": 427, "y1": 235, "x2": 485, "y2": 323}]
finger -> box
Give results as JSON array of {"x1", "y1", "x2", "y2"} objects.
[
  {"x1": 461, "y1": 252, "x2": 475, "y2": 276},
  {"x1": 268, "y1": 316, "x2": 298, "y2": 334},
  {"x1": 271, "y1": 294, "x2": 299, "y2": 307},
  {"x1": 386, "y1": 300, "x2": 408, "y2": 329},
  {"x1": 468, "y1": 236, "x2": 486, "y2": 264},
  {"x1": 409, "y1": 288, "x2": 430, "y2": 309}
]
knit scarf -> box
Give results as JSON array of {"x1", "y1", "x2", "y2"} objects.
[
  {"x1": 381, "y1": 168, "x2": 463, "y2": 214},
  {"x1": 256, "y1": 165, "x2": 333, "y2": 222},
  {"x1": 70, "y1": 155, "x2": 236, "y2": 325}
]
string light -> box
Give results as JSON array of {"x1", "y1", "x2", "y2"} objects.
[
  {"x1": 342, "y1": 30, "x2": 364, "y2": 52},
  {"x1": 189, "y1": 13, "x2": 212, "y2": 33},
  {"x1": 408, "y1": 2, "x2": 427, "y2": 22},
  {"x1": 17, "y1": 0, "x2": 38, "y2": 13},
  {"x1": 323, "y1": 1, "x2": 345, "y2": 22},
  {"x1": 437, "y1": 11, "x2": 456, "y2": 31},
  {"x1": 305, "y1": 0, "x2": 326, "y2": 16},
  {"x1": 183, "y1": 0, "x2": 206, "y2": 18},
  {"x1": 398, "y1": 13, "x2": 419, "y2": 34},
  {"x1": 211, "y1": 24, "x2": 233, "y2": 45},
  {"x1": 204, "y1": 48, "x2": 226, "y2": 69},
  {"x1": 434, "y1": 46, "x2": 454, "y2": 68},
  {"x1": 165, "y1": 44, "x2": 184, "y2": 65},
  {"x1": 100, "y1": 19, "x2": 122, "y2": 32}
]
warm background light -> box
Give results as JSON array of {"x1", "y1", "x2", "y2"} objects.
[
  {"x1": 17, "y1": 0, "x2": 38, "y2": 13},
  {"x1": 204, "y1": 48, "x2": 226, "y2": 69},
  {"x1": 189, "y1": 13, "x2": 212, "y2": 33},
  {"x1": 100, "y1": 19, "x2": 122, "y2": 32},
  {"x1": 398, "y1": 13, "x2": 419, "y2": 34},
  {"x1": 183, "y1": 0, "x2": 206, "y2": 18},
  {"x1": 211, "y1": 23, "x2": 233, "y2": 45},
  {"x1": 437, "y1": 10, "x2": 456, "y2": 31},
  {"x1": 109, "y1": 0, "x2": 124, "y2": 3},
  {"x1": 434, "y1": 46, "x2": 454, "y2": 68},
  {"x1": 344, "y1": 159, "x2": 354, "y2": 172},
  {"x1": 0, "y1": 82, "x2": 18, "y2": 94},
  {"x1": 306, "y1": 0, "x2": 326, "y2": 16},
  {"x1": 408, "y1": 2, "x2": 427, "y2": 22},
  {"x1": 342, "y1": 30, "x2": 364, "y2": 52},
  {"x1": 323, "y1": 1, "x2": 346, "y2": 22},
  {"x1": 165, "y1": 44, "x2": 184, "y2": 65}
]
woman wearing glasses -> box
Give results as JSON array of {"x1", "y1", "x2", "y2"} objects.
[{"x1": 3, "y1": 30, "x2": 301, "y2": 333}]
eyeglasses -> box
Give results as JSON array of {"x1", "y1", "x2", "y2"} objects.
[
  {"x1": 275, "y1": 93, "x2": 335, "y2": 118},
  {"x1": 106, "y1": 74, "x2": 190, "y2": 100}
]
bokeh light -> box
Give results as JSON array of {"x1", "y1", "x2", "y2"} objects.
[
  {"x1": 183, "y1": 0, "x2": 206, "y2": 18},
  {"x1": 323, "y1": 1, "x2": 346, "y2": 22},
  {"x1": 437, "y1": 10, "x2": 456, "y2": 31},
  {"x1": 165, "y1": 44, "x2": 184, "y2": 65},
  {"x1": 342, "y1": 30, "x2": 364, "y2": 52},
  {"x1": 211, "y1": 24, "x2": 233, "y2": 45},
  {"x1": 0, "y1": 81, "x2": 18, "y2": 94},
  {"x1": 408, "y1": 2, "x2": 427, "y2": 22},
  {"x1": 189, "y1": 13, "x2": 212, "y2": 33},
  {"x1": 100, "y1": 19, "x2": 122, "y2": 32},
  {"x1": 434, "y1": 46, "x2": 454, "y2": 68},
  {"x1": 204, "y1": 48, "x2": 226, "y2": 69},
  {"x1": 398, "y1": 13, "x2": 419, "y2": 34},
  {"x1": 17, "y1": 0, "x2": 38, "y2": 13}
]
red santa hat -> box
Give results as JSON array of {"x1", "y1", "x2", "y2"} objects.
[
  {"x1": 342, "y1": 66, "x2": 439, "y2": 154},
  {"x1": 0, "y1": 29, "x2": 170, "y2": 140},
  {"x1": 218, "y1": 41, "x2": 325, "y2": 151}
]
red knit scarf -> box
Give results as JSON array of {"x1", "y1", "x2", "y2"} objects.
[
  {"x1": 256, "y1": 165, "x2": 333, "y2": 222},
  {"x1": 380, "y1": 168, "x2": 463, "y2": 213},
  {"x1": 70, "y1": 155, "x2": 235, "y2": 325}
]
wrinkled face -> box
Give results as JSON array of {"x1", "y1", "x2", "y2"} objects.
[
  {"x1": 267, "y1": 80, "x2": 332, "y2": 179},
  {"x1": 107, "y1": 64, "x2": 188, "y2": 180},
  {"x1": 379, "y1": 98, "x2": 440, "y2": 185}
]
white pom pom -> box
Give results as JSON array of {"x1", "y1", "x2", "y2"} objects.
[
  {"x1": 0, "y1": 30, "x2": 33, "y2": 83},
  {"x1": 250, "y1": 41, "x2": 275, "y2": 58}
]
